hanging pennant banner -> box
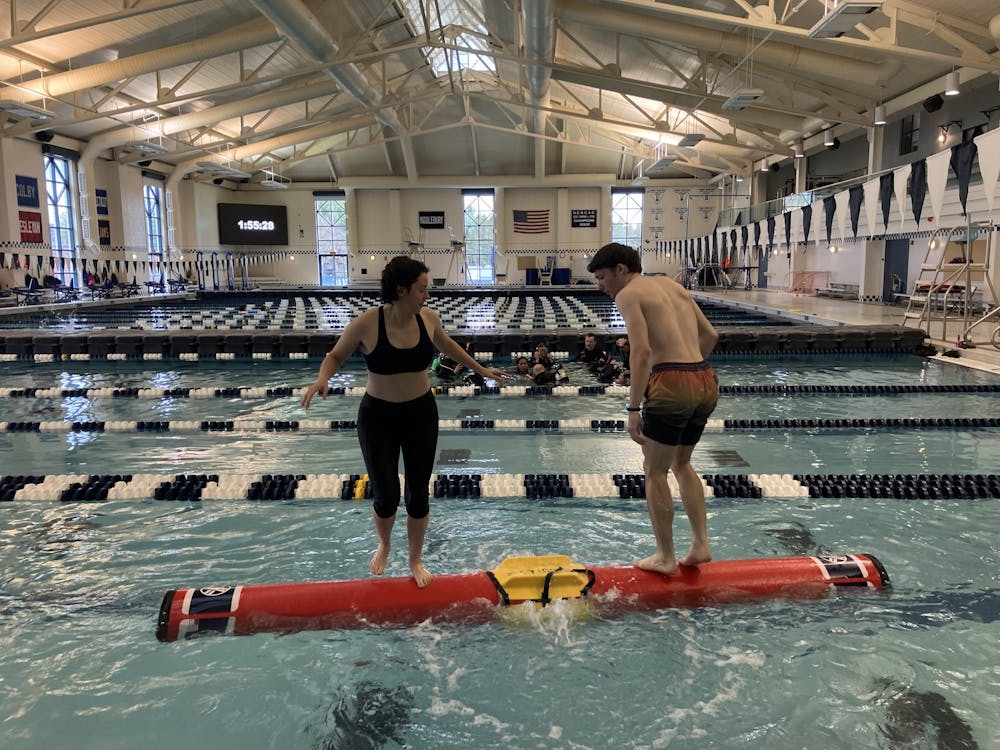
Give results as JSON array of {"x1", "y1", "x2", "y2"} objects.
[
  {"x1": 909, "y1": 160, "x2": 927, "y2": 224},
  {"x1": 835, "y1": 190, "x2": 850, "y2": 241},
  {"x1": 879, "y1": 173, "x2": 894, "y2": 231},
  {"x1": 849, "y1": 185, "x2": 865, "y2": 238},
  {"x1": 950, "y1": 141, "x2": 977, "y2": 216},
  {"x1": 926, "y1": 149, "x2": 951, "y2": 224},
  {"x1": 863, "y1": 179, "x2": 879, "y2": 237},
  {"x1": 823, "y1": 196, "x2": 836, "y2": 244},
  {"x1": 801, "y1": 204, "x2": 814, "y2": 244},
  {"x1": 974, "y1": 128, "x2": 1000, "y2": 212},
  {"x1": 893, "y1": 164, "x2": 911, "y2": 231}
]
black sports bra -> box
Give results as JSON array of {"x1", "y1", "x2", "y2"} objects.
[{"x1": 364, "y1": 306, "x2": 435, "y2": 375}]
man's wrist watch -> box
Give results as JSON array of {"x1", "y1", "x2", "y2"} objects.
[{"x1": 626, "y1": 406, "x2": 641, "y2": 412}]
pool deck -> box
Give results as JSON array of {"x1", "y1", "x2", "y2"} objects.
[{"x1": 698, "y1": 287, "x2": 1000, "y2": 376}]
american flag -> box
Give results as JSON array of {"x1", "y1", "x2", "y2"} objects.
[{"x1": 512, "y1": 209, "x2": 549, "y2": 234}]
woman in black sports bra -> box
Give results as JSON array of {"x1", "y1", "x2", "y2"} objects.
[{"x1": 301, "y1": 256, "x2": 506, "y2": 588}]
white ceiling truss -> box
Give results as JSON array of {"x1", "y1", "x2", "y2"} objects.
[{"x1": 0, "y1": 0, "x2": 997, "y2": 185}]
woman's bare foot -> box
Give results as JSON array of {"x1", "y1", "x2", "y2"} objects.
[
  {"x1": 410, "y1": 561, "x2": 433, "y2": 588},
  {"x1": 634, "y1": 553, "x2": 678, "y2": 576},
  {"x1": 679, "y1": 543, "x2": 712, "y2": 567},
  {"x1": 370, "y1": 544, "x2": 390, "y2": 576}
]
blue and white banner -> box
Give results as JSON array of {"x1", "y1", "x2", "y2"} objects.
[{"x1": 15, "y1": 175, "x2": 39, "y2": 207}]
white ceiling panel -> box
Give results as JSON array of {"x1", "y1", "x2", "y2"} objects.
[{"x1": 0, "y1": 0, "x2": 995, "y2": 185}]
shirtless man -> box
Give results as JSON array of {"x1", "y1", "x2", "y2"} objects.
[{"x1": 588, "y1": 243, "x2": 720, "y2": 575}]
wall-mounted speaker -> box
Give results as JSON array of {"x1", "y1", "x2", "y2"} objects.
[
  {"x1": 137, "y1": 160, "x2": 152, "y2": 167},
  {"x1": 826, "y1": 137, "x2": 841, "y2": 151},
  {"x1": 212, "y1": 178, "x2": 224, "y2": 185},
  {"x1": 769, "y1": 163, "x2": 780, "y2": 173},
  {"x1": 34, "y1": 131, "x2": 54, "y2": 143},
  {"x1": 923, "y1": 94, "x2": 944, "y2": 113}
]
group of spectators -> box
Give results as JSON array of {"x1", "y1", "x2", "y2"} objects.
[
  {"x1": 433, "y1": 334, "x2": 630, "y2": 387},
  {"x1": 575, "y1": 332, "x2": 630, "y2": 385}
]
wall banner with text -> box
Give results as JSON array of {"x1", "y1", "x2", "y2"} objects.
[
  {"x1": 19, "y1": 211, "x2": 43, "y2": 242},
  {"x1": 418, "y1": 211, "x2": 445, "y2": 229}
]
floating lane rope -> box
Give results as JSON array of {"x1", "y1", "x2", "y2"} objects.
[
  {"x1": 2, "y1": 417, "x2": 1000, "y2": 434},
  {"x1": 2, "y1": 473, "x2": 998, "y2": 502},
  {"x1": 1, "y1": 384, "x2": 997, "y2": 400},
  {"x1": 155, "y1": 552, "x2": 891, "y2": 641},
  {"x1": 0, "y1": 419, "x2": 625, "y2": 433}
]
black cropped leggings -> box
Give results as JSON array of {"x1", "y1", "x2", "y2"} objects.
[{"x1": 356, "y1": 390, "x2": 438, "y2": 519}]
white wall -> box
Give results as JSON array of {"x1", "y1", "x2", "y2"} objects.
[
  {"x1": 0, "y1": 136, "x2": 48, "y2": 247},
  {"x1": 3, "y1": 128, "x2": 996, "y2": 294}
]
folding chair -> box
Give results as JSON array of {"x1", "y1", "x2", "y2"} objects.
[{"x1": 14, "y1": 274, "x2": 43, "y2": 305}]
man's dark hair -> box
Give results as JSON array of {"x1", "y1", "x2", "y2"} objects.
[
  {"x1": 380, "y1": 256, "x2": 430, "y2": 302},
  {"x1": 586, "y1": 243, "x2": 641, "y2": 273}
]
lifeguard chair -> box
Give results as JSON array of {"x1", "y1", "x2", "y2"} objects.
[{"x1": 538, "y1": 255, "x2": 556, "y2": 285}]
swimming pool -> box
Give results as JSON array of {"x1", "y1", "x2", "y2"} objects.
[
  {"x1": 1, "y1": 354, "x2": 998, "y2": 749},
  {"x1": 0, "y1": 290, "x2": 791, "y2": 333}
]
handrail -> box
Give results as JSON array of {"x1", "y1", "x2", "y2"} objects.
[
  {"x1": 717, "y1": 161, "x2": 987, "y2": 230},
  {"x1": 718, "y1": 167, "x2": 898, "y2": 229}
]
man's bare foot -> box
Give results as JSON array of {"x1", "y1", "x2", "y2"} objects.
[
  {"x1": 679, "y1": 543, "x2": 712, "y2": 567},
  {"x1": 634, "y1": 553, "x2": 678, "y2": 576},
  {"x1": 410, "y1": 562, "x2": 432, "y2": 588},
  {"x1": 370, "y1": 544, "x2": 390, "y2": 576}
]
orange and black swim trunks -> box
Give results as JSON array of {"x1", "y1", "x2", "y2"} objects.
[{"x1": 641, "y1": 361, "x2": 719, "y2": 446}]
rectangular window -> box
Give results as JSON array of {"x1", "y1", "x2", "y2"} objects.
[
  {"x1": 315, "y1": 196, "x2": 349, "y2": 285},
  {"x1": 899, "y1": 113, "x2": 919, "y2": 156},
  {"x1": 463, "y1": 192, "x2": 495, "y2": 285},
  {"x1": 144, "y1": 183, "x2": 164, "y2": 261},
  {"x1": 611, "y1": 189, "x2": 643, "y2": 249},
  {"x1": 44, "y1": 153, "x2": 77, "y2": 284}
]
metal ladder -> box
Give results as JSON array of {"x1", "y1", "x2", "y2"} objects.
[{"x1": 902, "y1": 222, "x2": 996, "y2": 345}]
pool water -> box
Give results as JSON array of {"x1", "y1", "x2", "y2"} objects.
[
  {"x1": 1, "y1": 355, "x2": 998, "y2": 477},
  {"x1": 1, "y1": 354, "x2": 998, "y2": 749}
]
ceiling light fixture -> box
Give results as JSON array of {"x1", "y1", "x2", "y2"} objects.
[
  {"x1": 873, "y1": 104, "x2": 887, "y2": 125},
  {"x1": 794, "y1": 141, "x2": 805, "y2": 159},
  {"x1": 196, "y1": 162, "x2": 251, "y2": 180},
  {"x1": 0, "y1": 99, "x2": 56, "y2": 120},
  {"x1": 824, "y1": 130, "x2": 835, "y2": 147},
  {"x1": 944, "y1": 71, "x2": 960, "y2": 96},
  {"x1": 677, "y1": 133, "x2": 706, "y2": 147},
  {"x1": 721, "y1": 88, "x2": 763, "y2": 111},
  {"x1": 125, "y1": 141, "x2": 168, "y2": 155},
  {"x1": 807, "y1": 0, "x2": 884, "y2": 39}
]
